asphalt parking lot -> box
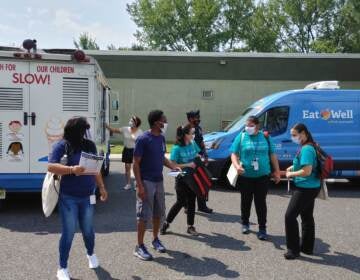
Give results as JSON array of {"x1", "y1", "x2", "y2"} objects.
[{"x1": 0, "y1": 161, "x2": 359, "y2": 280}]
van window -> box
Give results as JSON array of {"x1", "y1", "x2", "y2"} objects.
[
  {"x1": 261, "y1": 106, "x2": 289, "y2": 136},
  {"x1": 224, "y1": 107, "x2": 262, "y2": 133}
]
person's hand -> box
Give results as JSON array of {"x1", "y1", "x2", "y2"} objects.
[
  {"x1": 72, "y1": 165, "x2": 85, "y2": 176},
  {"x1": 286, "y1": 171, "x2": 293, "y2": 179},
  {"x1": 236, "y1": 165, "x2": 245, "y2": 175},
  {"x1": 171, "y1": 163, "x2": 182, "y2": 172},
  {"x1": 99, "y1": 187, "x2": 108, "y2": 202},
  {"x1": 272, "y1": 170, "x2": 281, "y2": 184},
  {"x1": 188, "y1": 162, "x2": 196, "y2": 169},
  {"x1": 136, "y1": 183, "x2": 146, "y2": 201},
  {"x1": 286, "y1": 166, "x2": 293, "y2": 172}
]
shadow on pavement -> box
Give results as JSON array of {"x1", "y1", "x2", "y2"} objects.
[
  {"x1": 94, "y1": 266, "x2": 121, "y2": 280},
  {"x1": 170, "y1": 232, "x2": 251, "y2": 251},
  {"x1": 267, "y1": 235, "x2": 360, "y2": 274},
  {"x1": 155, "y1": 249, "x2": 240, "y2": 278},
  {"x1": 301, "y1": 239, "x2": 360, "y2": 274},
  {"x1": 0, "y1": 172, "x2": 138, "y2": 234}
]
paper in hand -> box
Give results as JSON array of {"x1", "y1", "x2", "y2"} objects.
[{"x1": 79, "y1": 152, "x2": 104, "y2": 175}]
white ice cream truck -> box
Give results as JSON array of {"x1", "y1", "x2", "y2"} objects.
[{"x1": 0, "y1": 40, "x2": 111, "y2": 203}]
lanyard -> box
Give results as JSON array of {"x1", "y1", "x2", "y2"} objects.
[{"x1": 250, "y1": 135, "x2": 260, "y2": 159}]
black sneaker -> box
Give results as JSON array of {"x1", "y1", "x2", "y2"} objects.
[
  {"x1": 160, "y1": 222, "x2": 169, "y2": 235},
  {"x1": 257, "y1": 229, "x2": 268, "y2": 241},
  {"x1": 187, "y1": 226, "x2": 199, "y2": 236},
  {"x1": 301, "y1": 248, "x2": 313, "y2": 255},
  {"x1": 242, "y1": 224, "x2": 250, "y2": 234},
  {"x1": 284, "y1": 250, "x2": 300, "y2": 260},
  {"x1": 198, "y1": 207, "x2": 213, "y2": 214}
]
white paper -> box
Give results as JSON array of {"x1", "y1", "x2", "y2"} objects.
[
  {"x1": 79, "y1": 152, "x2": 104, "y2": 175},
  {"x1": 227, "y1": 164, "x2": 238, "y2": 187}
]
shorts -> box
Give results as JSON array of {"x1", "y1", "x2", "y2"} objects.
[
  {"x1": 136, "y1": 180, "x2": 165, "y2": 223},
  {"x1": 122, "y1": 147, "x2": 134, "y2": 164}
]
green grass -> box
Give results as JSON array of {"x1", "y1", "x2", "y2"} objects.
[{"x1": 110, "y1": 143, "x2": 174, "y2": 154}]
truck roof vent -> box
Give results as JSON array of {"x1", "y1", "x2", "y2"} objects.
[{"x1": 304, "y1": 81, "x2": 340, "y2": 90}]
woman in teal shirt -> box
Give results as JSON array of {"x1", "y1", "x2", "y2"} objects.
[
  {"x1": 284, "y1": 123, "x2": 321, "y2": 260},
  {"x1": 230, "y1": 116, "x2": 280, "y2": 241},
  {"x1": 161, "y1": 124, "x2": 201, "y2": 236}
]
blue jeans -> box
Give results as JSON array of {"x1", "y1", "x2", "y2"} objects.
[{"x1": 59, "y1": 194, "x2": 95, "y2": 269}]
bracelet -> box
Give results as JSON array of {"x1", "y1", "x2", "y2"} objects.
[{"x1": 69, "y1": 166, "x2": 73, "y2": 175}]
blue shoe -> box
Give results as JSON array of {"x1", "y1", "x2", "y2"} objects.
[
  {"x1": 257, "y1": 229, "x2": 268, "y2": 241},
  {"x1": 151, "y1": 238, "x2": 166, "y2": 253},
  {"x1": 242, "y1": 224, "x2": 250, "y2": 234},
  {"x1": 133, "y1": 244, "x2": 153, "y2": 261}
]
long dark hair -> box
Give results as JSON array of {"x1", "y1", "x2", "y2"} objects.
[
  {"x1": 292, "y1": 123, "x2": 315, "y2": 144},
  {"x1": 63, "y1": 117, "x2": 90, "y2": 150},
  {"x1": 175, "y1": 124, "x2": 192, "y2": 146}
]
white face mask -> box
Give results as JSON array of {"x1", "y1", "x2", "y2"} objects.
[
  {"x1": 161, "y1": 123, "x2": 168, "y2": 134},
  {"x1": 129, "y1": 119, "x2": 135, "y2": 128},
  {"x1": 245, "y1": 126, "x2": 256, "y2": 135},
  {"x1": 291, "y1": 136, "x2": 301, "y2": 144}
]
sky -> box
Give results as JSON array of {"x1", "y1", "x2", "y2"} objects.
[{"x1": 0, "y1": 0, "x2": 138, "y2": 49}]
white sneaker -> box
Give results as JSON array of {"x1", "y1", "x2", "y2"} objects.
[
  {"x1": 57, "y1": 268, "x2": 70, "y2": 280},
  {"x1": 124, "y1": 184, "x2": 132, "y2": 190},
  {"x1": 87, "y1": 254, "x2": 99, "y2": 269}
]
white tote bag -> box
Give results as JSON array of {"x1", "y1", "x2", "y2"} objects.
[
  {"x1": 227, "y1": 164, "x2": 239, "y2": 187},
  {"x1": 42, "y1": 172, "x2": 61, "y2": 217},
  {"x1": 317, "y1": 180, "x2": 329, "y2": 200}
]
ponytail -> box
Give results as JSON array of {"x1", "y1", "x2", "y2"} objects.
[{"x1": 292, "y1": 123, "x2": 315, "y2": 145}]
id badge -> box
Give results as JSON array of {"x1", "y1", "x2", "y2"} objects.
[
  {"x1": 90, "y1": 195, "x2": 96, "y2": 205},
  {"x1": 252, "y1": 159, "x2": 259, "y2": 171}
]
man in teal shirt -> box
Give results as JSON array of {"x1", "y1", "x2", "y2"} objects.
[{"x1": 230, "y1": 116, "x2": 280, "y2": 240}]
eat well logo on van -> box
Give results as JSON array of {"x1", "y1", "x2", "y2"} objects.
[{"x1": 303, "y1": 109, "x2": 354, "y2": 123}]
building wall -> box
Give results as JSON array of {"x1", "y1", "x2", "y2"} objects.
[{"x1": 108, "y1": 79, "x2": 360, "y2": 140}]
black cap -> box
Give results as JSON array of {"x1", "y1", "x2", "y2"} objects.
[{"x1": 186, "y1": 110, "x2": 200, "y2": 119}]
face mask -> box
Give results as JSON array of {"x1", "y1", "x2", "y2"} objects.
[
  {"x1": 129, "y1": 119, "x2": 136, "y2": 128},
  {"x1": 161, "y1": 123, "x2": 168, "y2": 134},
  {"x1": 291, "y1": 136, "x2": 301, "y2": 144},
  {"x1": 245, "y1": 126, "x2": 256, "y2": 135}
]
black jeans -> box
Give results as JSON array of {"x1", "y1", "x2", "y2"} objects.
[
  {"x1": 238, "y1": 176, "x2": 270, "y2": 230},
  {"x1": 285, "y1": 186, "x2": 320, "y2": 254},
  {"x1": 166, "y1": 178, "x2": 196, "y2": 226}
]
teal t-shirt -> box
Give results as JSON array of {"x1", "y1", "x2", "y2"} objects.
[
  {"x1": 293, "y1": 145, "x2": 321, "y2": 188},
  {"x1": 170, "y1": 142, "x2": 201, "y2": 164},
  {"x1": 229, "y1": 132, "x2": 275, "y2": 178}
]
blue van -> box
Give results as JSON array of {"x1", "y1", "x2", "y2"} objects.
[{"x1": 204, "y1": 81, "x2": 360, "y2": 184}]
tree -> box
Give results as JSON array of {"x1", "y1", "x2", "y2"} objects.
[
  {"x1": 242, "y1": 2, "x2": 281, "y2": 52},
  {"x1": 127, "y1": 0, "x2": 360, "y2": 53},
  {"x1": 74, "y1": 32, "x2": 100, "y2": 50},
  {"x1": 127, "y1": 0, "x2": 227, "y2": 51}
]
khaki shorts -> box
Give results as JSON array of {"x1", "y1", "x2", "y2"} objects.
[{"x1": 136, "y1": 180, "x2": 165, "y2": 223}]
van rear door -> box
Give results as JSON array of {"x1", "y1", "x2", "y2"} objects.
[{"x1": 28, "y1": 62, "x2": 94, "y2": 173}]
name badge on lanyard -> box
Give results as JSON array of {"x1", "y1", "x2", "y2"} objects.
[{"x1": 251, "y1": 158, "x2": 259, "y2": 171}]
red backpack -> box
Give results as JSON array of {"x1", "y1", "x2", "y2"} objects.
[{"x1": 309, "y1": 143, "x2": 334, "y2": 179}]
